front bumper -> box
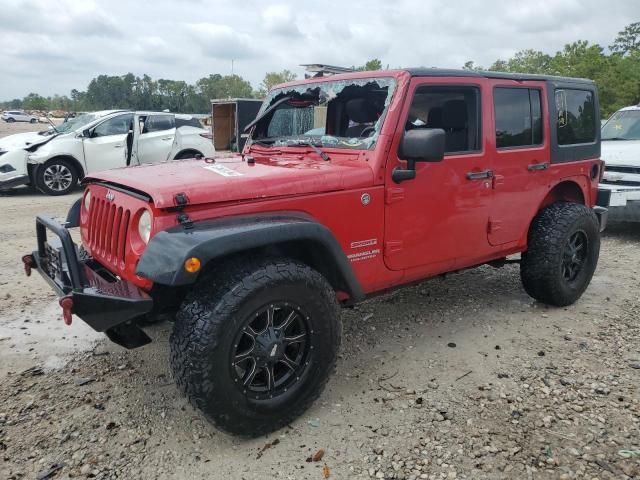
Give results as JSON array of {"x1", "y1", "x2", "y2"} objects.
[
  {"x1": 0, "y1": 173, "x2": 29, "y2": 190},
  {"x1": 597, "y1": 183, "x2": 640, "y2": 223},
  {"x1": 24, "y1": 215, "x2": 154, "y2": 348}
]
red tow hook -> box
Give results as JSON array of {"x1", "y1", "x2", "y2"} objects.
[
  {"x1": 59, "y1": 296, "x2": 74, "y2": 325},
  {"x1": 22, "y1": 254, "x2": 35, "y2": 276}
]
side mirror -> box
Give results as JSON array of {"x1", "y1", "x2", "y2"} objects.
[
  {"x1": 393, "y1": 129, "x2": 445, "y2": 183},
  {"x1": 82, "y1": 129, "x2": 92, "y2": 138}
]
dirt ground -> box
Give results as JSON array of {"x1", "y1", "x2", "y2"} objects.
[{"x1": 0, "y1": 122, "x2": 638, "y2": 479}]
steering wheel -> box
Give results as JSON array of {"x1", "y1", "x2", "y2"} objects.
[{"x1": 360, "y1": 126, "x2": 376, "y2": 137}]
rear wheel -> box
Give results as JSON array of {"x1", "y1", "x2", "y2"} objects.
[
  {"x1": 7, "y1": 117, "x2": 15, "y2": 123},
  {"x1": 520, "y1": 202, "x2": 600, "y2": 306},
  {"x1": 170, "y1": 258, "x2": 341, "y2": 436},
  {"x1": 36, "y1": 158, "x2": 78, "y2": 196}
]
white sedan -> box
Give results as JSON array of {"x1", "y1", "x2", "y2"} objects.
[{"x1": 0, "y1": 110, "x2": 215, "y2": 195}]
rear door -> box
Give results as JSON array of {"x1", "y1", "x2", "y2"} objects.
[
  {"x1": 82, "y1": 113, "x2": 134, "y2": 173},
  {"x1": 137, "y1": 114, "x2": 176, "y2": 163},
  {"x1": 487, "y1": 80, "x2": 550, "y2": 245},
  {"x1": 384, "y1": 78, "x2": 494, "y2": 272}
]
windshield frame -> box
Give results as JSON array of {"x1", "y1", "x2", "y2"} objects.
[
  {"x1": 250, "y1": 76, "x2": 398, "y2": 152},
  {"x1": 54, "y1": 113, "x2": 104, "y2": 134},
  {"x1": 602, "y1": 109, "x2": 640, "y2": 141}
]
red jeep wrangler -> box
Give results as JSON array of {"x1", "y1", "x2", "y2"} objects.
[{"x1": 24, "y1": 69, "x2": 607, "y2": 436}]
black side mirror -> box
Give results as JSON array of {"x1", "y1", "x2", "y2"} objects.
[
  {"x1": 393, "y1": 128, "x2": 445, "y2": 183},
  {"x1": 82, "y1": 129, "x2": 91, "y2": 138}
]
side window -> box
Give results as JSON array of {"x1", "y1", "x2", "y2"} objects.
[
  {"x1": 494, "y1": 88, "x2": 543, "y2": 148},
  {"x1": 143, "y1": 114, "x2": 175, "y2": 133},
  {"x1": 405, "y1": 86, "x2": 481, "y2": 154},
  {"x1": 175, "y1": 117, "x2": 202, "y2": 128},
  {"x1": 555, "y1": 89, "x2": 596, "y2": 145},
  {"x1": 92, "y1": 114, "x2": 133, "y2": 137}
]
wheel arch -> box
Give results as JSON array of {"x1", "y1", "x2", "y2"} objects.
[
  {"x1": 136, "y1": 213, "x2": 364, "y2": 303},
  {"x1": 537, "y1": 180, "x2": 586, "y2": 212},
  {"x1": 42, "y1": 155, "x2": 86, "y2": 179},
  {"x1": 173, "y1": 149, "x2": 202, "y2": 160}
]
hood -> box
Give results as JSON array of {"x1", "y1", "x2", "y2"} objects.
[
  {"x1": 84, "y1": 154, "x2": 375, "y2": 208},
  {"x1": 0, "y1": 131, "x2": 53, "y2": 151},
  {"x1": 601, "y1": 140, "x2": 640, "y2": 167}
]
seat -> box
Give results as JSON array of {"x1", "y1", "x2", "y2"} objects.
[
  {"x1": 426, "y1": 107, "x2": 443, "y2": 128},
  {"x1": 345, "y1": 98, "x2": 380, "y2": 137},
  {"x1": 442, "y1": 100, "x2": 468, "y2": 152}
]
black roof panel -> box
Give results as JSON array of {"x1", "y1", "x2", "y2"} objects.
[{"x1": 405, "y1": 68, "x2": 594, "y2": 85}]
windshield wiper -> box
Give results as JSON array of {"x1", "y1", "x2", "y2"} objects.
[{"x1": 287, "y1": 139, "x2": 330, "y2": 161}]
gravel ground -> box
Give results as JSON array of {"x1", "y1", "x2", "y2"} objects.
[{"x1": 0, "y1": 122, "x2": 638, "y2": 479}]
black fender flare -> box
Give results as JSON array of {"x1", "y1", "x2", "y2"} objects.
[{"x1": 136, "y1": 212, "x2": 364, "y2": 301}]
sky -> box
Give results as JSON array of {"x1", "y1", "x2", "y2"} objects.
[{"x1": 0, "y1": 0, "x2": 638, "y2": 99}]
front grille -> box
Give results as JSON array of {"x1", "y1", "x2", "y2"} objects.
[
  {"x1": 87, "y1": 197, "x2": 130, "y2": 267},
  {"x1": 606, "y1": 165, "x2": 640, "y2": 175}
]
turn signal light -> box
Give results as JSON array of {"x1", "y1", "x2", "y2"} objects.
[{"x1": 184, "y1": 257, "x2": 201, "y2": 273}]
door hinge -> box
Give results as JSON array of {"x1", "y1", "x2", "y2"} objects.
[
  {"x1": 384, "y1": 240, "x2": 403, "y2": 256},
  {"x1": 385, "y1": 187, "x2": 404, "y2": 205}
]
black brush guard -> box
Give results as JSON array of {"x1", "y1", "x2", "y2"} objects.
[{"x1": 25, "y1": 215, "x2": 154, "y2": 348}]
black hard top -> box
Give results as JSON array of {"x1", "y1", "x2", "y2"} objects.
[{"x1": 405, "y1": 68, "x2": 594, "y2": 85}]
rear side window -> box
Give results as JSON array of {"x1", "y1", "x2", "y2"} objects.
[
  {"x1": 175, "y1": 117, "x2": 202, "y2": 128},
  {"x1": 143, "y1": 114, "x2": 175, "y2": 133},
  {"x1": 555, "y1": 89, "x2": 596, "y2": 145},
  {"x1": 494, "y1": 88, "x2": 543, "y2": 148}
]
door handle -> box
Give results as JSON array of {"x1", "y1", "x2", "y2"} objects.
[
  {"x1": 466, "y1": 170, "x2": 493, "y2": 180},
  {"x1": 161, "y1": 137, "x2": 173, "y2": 141},
  {"x1": 527, "y1": 162, "x2": 549, "y2": 171},
  {"x1": 114, "y1": 144, "x2": 123, "y2": 148}
]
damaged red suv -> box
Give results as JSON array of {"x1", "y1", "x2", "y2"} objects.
[{"x1": 24, "y1": 68, "x2": 607, "y2": 436}]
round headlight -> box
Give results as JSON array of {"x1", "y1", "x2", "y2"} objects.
[
  {"x1": 138, "y1": 210, "x2": 151, "y2": 244},
  {"x1": 83, "y1": 190, "x2": 91, "y2": 211}
]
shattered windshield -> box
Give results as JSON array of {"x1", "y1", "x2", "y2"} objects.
[
  {"x1": 602, "y1": 110, "x2": 640, "y2": 140},
  {"x1": 54, "y1": 113, "x2": 101, "y2": 134},
  {"x1": 251, "y1": 77, "x2": 397, "y2": 150}
]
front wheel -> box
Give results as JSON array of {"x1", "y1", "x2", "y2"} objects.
[
  {"x1": 36, "y1": 159, "x2": 78, "y2": 196},
  {"x1": 170, "y1": 258, "x2": 341, "y2": 436},
  {"x1": 30, "y1": 118, "x2": 37, "y2": 124},
  {"x1": 520, "y1": 202, "x2": 600, "y2": 306}
]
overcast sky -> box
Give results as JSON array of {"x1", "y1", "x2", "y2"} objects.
[{"x1": 0, "y1": 0, "x2": 638, "y2": 99}]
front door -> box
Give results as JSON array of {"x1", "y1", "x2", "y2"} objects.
[
  {"x1": 82, "y1": 113, "x2": 134, "y2": 173},
  {"x1": 384, "y1": 79, "x2": 494, "y2": 272}
]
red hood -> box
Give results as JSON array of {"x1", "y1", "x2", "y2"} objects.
[{"x1": 84, "y1": 153, "x2": 375, "y2": 208}]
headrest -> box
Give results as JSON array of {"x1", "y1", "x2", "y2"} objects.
[
  {"x1": 442, "y1": 100, "x2": 467, "y2": 129},
  {"x1": 346, "y1": 98, "x2": 380, "y2": 124}
]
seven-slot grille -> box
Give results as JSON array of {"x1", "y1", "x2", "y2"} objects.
[{"x1": 87, "y1": 196, "x2": 131, "y2": 267}]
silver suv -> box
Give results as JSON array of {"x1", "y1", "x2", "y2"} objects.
[{"x1": 2, "y1": 110, "x2": 38, "y2": 123}]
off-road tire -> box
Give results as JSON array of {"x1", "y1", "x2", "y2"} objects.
[
  {"x1": 170, "y1": 258, "x2": 341, "y2": 436},
  {"x1": 36, "y1": 158, "x2": 78, "y2": 196},
  {"x1": 521, "y1": 202, "x2": 600, "y2": 306}
]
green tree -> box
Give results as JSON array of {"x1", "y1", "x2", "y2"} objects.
[
  {"x1": 354, "y1": 58, "x2": 383, "y2": 71},
  {"x1": 257, "y1": 70, "x2": 297, "y2": 97},
  {"x1": 610, "y1": 22, "x2": 640, "y2": 56},
  {"x1": 22, "y1": 93, "x2": 49, "y2": 111}
]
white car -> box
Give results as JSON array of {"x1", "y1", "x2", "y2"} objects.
[
  {"x1": 2, "y1": 110, "x2": 38, "y2": 123},
  {"x1": 0, "y1": 110, "x2": 215, "y2": 195},
  {"x1": 598, "y1": 104, "x2": 640, "y2": 222}
]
